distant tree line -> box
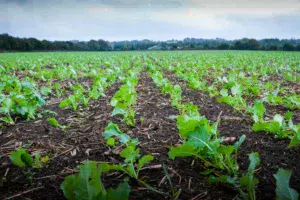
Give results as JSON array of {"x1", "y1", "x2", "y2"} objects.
[{"x1": 1, "y1": 33, "x2": 300, "y2": 52}]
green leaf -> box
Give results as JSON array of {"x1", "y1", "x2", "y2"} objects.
[
  {"x1": 274, "y1": 169, "x2": 299, "y2": 200},
  {"x1": 176, "y1": 115, "x2": 209, "y2": 138},
  {"x1": 59, "y1": 98, "x2": 70, "y2": 108},
  {"x1": 274, "y1": 114, "x2": 284, "y2": 126},
  {"x1": 10, "y1": 148, "x2": 33, "y2": 167},
  {"x1": 248, "y1": 152, "x2": 260, "y2": 171},
  {"x1": 0, "y1": 116, "x2": 14, "y2": 124},
  {"x1": 253, "y1": 121, "x2": 281, "y2": 134},
  {"x1": 239, "y1": 173, "x2": 259, "y2": 188},
  {"x1": 209, "y1": 175, "x2": 236, "y2": 185},
  {"x1": 106, "y1": 182, "x2": 130, "y2": 200},
  {"x1": 47, "y1": 117, "x2": 59, "y2": 127},
  {"x1": 106, "y1": 138, "x2": 115, "y2": 146},
  {"x1": 102, "y1": 123, "x2": 131, "y2": 144},
  {"x1": 34, "y1": 152, "x2": 43, "y2": 168},
  {"x1": 168, "y1": 143, "x2": 200, "y2": 159},
  {"x1": 124, "y1": 108, "x2": 136, "y2": 127},
  {"x1": 238, "y1": 152, "x2": 260, "y2": 200},
  {"x1": 252, "y1": 100, "x2": 266, "y2": 122},
  {"x1": 120, "y1": 145, "x2": 140, "y2": 163},
  {"x1": 187, "y1": 126, "x2": 211, "y2": 150},
  {"x1": 110, "y1": 98, "x2": 118, "y2": 107},
  {"x1": 217, "y1": 145, "x2": 235, "y2": 155},
  {"x1": 61, "y1": 161, "x2": 104, "y2": 200},
  {"x1": 112, "y1": 107, "x2": 126, "y2": 116},
  {"x1": 288, "y1": 134, "x2": 300, "y2": 148},
  {"x1": 220, "y1": 88, "x2": 228, "y2": 97},
  {"x1": 138, "y1": 155, "x2": 154, "y2": 170},
  {"x1": 69, "y1": 95, "x2": 78, "y2": 110},
  {"x1": 285, "y1": 112, "x2": 293, "y2": 121},
  {"x1": 231, "y1": 84, "x2": 242, "y2": 96},
  {"x1": 40, "y1": 86, "x2": 52, "y2": 96},
  {"x1": 233, "y1": 135, "x2": 246, "y2": 149},
  {"x1": 61, "y1": 175, "x2": 77, "y2": 200},
  {"x1": 0, "y1": 97, "x2": 13, "y2": 114}
]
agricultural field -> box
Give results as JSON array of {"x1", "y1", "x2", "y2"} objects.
[{"x1": 0, "y1": 51, "x2": 299, "y2": 200}]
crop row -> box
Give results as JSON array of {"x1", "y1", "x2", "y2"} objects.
[{"x1": 151, "y1": 54, "x2": 300, "y2": 148}]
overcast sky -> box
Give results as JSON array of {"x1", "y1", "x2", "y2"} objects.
[{"x1": 0, "y1": 0, "x2": 300, "y2": 41}]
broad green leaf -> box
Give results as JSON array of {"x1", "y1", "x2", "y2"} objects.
[
  {"x1": 285, "y1": 112, "x2": 293, "y2": 121},
  {"x1": 10, "y1": 148, "x2": 33, "y2": 167},
  {"x1": 176, "y1": 115, "x2": 209, "y2": 138},
  {"x1": 106, "y1": 138, "x2": 115, "y2": 146},
  {"x1": 253, "y1": 121, "x2": 281, "y2": 134},
  {"x1": 169, "y1": 143, "x2": 200, "y2": 159},
  {"x1": 120, "y1": 145, "x2": 140, "y2": 163},
  {"x1": 61, "y1": 175, "x2": 77, "y2": 200},
  {"x1": 61, "y1": 161, "x2": 104, "y2": 200},
  {"x1": 217, "y1": 145, "x2": 235, "y2": 155},
  {"x1": 106, "y1": 182, "x2": 130, "y2": 200},
  {"x1": 102, "y1": 123, "x2": 130, "y2": 144},
  {"x1": 239, "y1": 173, "x2": 259, "y2": 189},
  {"x1": 111, "y1": 107, "x2": 126, "y2": 116},
  {"x1": 99, "y1": 163, "x2": 124, "y2": 173},
  {"x1": 187, "y1": 126, "x2": 211, "y2": 150},
  {"x1": 274, "y1": 169, "x2": 299, "y2": 200}
]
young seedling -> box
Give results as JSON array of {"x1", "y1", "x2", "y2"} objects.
[{"x1": 47, "y1": 117, "x2": 69, "y2": 131}]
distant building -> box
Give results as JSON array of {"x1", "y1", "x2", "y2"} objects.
[
  {"x1": 148, "y1": 45, "x2": 164, "y2": 50},
  {"x1": 148, "y1": 41, "x2": 180, "y2": 50}
]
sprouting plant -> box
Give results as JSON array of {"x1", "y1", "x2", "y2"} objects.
[
  {"x1": 162, "y1": 164, "x2": 182, "y2": 199},
  {"x1": 47, "y1": 117, "x2": 68, "y2": 131},
  {"x1": 59, "y1": 95, "x2": 78, "y2": 110},
  {"x1": 253, "y1": 111, "x2": 300, "y2": 148},
  {"x1": 169, "y1": 115, "x2": 246, "y2": 176},
  {"x1": 61, "y1": 160, "x2": 131, "y2": 200},
  {"x1": 209, "y1": 152, "x2": 260, "y2": 200},
  {"x1": 102, "y1": 122, "x2": 131, "y2": 145},
  {"x1": 10, "y1": 148, "x2": 48, "y2": 168},
  {"x1": 53, "y1": 83, "x2": 62, "y2": 97},
  {"x1": 110, "y1": 77, "x2": 138, "y2": 127},
  {"x1": 0, "y1": 97, "x2": 14, "y2": 125},
  {"x1": 101, "y1": 123, "x2": 167, "y2": 196}
]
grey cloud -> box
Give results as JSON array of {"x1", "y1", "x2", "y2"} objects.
[{"x1": 0, "y1": 0, "x2": 299, "y2": 40}]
